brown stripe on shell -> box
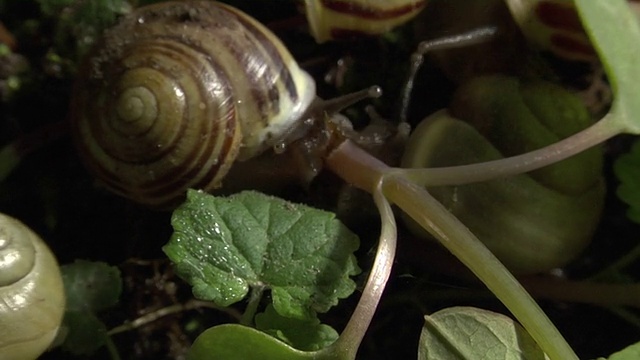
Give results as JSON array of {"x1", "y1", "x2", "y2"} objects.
[
  {"x1": 111, "y1": 41, "x2": 240, "y2": 202},
  {"x1": 535, "y1": 1, "x2": 586, "y2": 34},
  {"x1": 88, "y1": 40, "x2": 193, "y2": 164},
  {"x1": 550, "y1": 34, "x2": 596, "y2": 57},
  {"x1": 220, "y1": 4, "x2": 301, "y2": 118},
  {"x1": 320, "y1": 0, "x2": 427, "y2": 20}
]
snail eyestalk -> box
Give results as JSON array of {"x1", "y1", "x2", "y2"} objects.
[{"x1": 399, "y1": 27, "x2": 498, "y2": 123}]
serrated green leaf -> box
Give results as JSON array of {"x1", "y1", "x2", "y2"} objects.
[
  {"x1": 60, "y1": 311, "x2": 109, "y2": 356},
  {"x1": 255, "y1": 303, "x2": 338, "y2": 351},
  {"x1": 61, "y1": 259, "x2": 122, "y2": 312},
  {"x1": 163, "y1": 190, "x2": 360, "y2": 320},
  {"x1": 607, "y1": 341, "x2": 640, "y2": 360},
  {"x1": 188, "y1": 324, "x2": 315, "y2": 360},
  {"x1": 418, "y1": 307, "x2": 550, "y2": 360}
]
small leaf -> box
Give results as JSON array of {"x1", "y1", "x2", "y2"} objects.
[
  {"x1": 418, "y1": 307, "x2": 550, "y2": 360},
  {"x1": 59, "y1": 260, "x2": 122, "y2": 356},
  {"x1": 163, "y1": 190, "x2": 360, "y2": 320},
  {"x1": 607, "y1": 341, "x2": 640, "y2": 360},
  {"x1": 61, "y1": 259, "x2": 122, "y2": 312},
  {"x1": 188, "y1": 324, "x2": 315, "y2": 360},
  {"x1": 255, "y1": 303, "x2": 338, "y2": 351},
  {"x1": 60, "y1": 311, "x2": 109, "y2": 355}
]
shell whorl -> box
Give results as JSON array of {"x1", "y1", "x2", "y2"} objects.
[
  {"x1": 70, "y1": 1, "x2": 316, "y2": 207},
  {"x1": 0, "y1": 213, "x2": 65, "y2": 359}
]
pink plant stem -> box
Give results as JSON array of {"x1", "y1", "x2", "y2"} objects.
[
  {"x1": 324, "y1": 141, "x2": 397, "y2": 358},
  {"x1": 396, "y1": 114, "x2": 622, "y2": 186}
]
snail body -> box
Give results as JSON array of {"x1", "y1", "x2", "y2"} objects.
[
  {"x1": 304, "y1": 0, "x2": 428, "y2": 42},
  {"x1": 0, "y1": 213, "x2": 65, "y2": 359},
  {"x1": 70, "y1": 1, "x2": 319, "y2": 208}
]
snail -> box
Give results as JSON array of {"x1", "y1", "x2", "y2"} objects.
[
  {"x1": 70, "y1": 1, "x2": 382, "y2": 208},
  {"x1": 0, "y1": 212, "x2": 65, "y2": 359},
  {"x1": 401, "y1": 76, "x2": 605, "y2": 274},
  {"x1": 504, "y1": 0, "x2": 598, "y2": 62},
  {"x1": 303, "y1": 0, "x2": 428, "y2": 42}
]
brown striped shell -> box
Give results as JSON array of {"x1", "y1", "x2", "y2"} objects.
[
  {"x1": 70, "y1": 1, "x2": 316, "y2": 208},
  {"x1": 504, "y1": 0, "x2": 597, "y2": 61},
  {"x1": 304, "y1": 0, "x2": 428, "y2": 43}
]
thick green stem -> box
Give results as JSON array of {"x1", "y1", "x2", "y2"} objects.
[
  {"x1": 327, "y1": 140, "x2": 578, "y2": 360},
  {"x1": 521, "y1": 277, "x2": 640, "y2": 308}
]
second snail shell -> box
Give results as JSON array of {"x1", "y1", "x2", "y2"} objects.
[
  {"x1": 70, "y1": 1, "x2": 316, "y2": 208},
  {"x1": 0, "y1": 213, "x2": 65, "y2": 359}
]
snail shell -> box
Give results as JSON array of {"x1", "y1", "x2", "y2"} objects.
[
  {"x1": 0, "y1": 213, "x2": 65, "y2": 360},
  {"x1": 504, "y1": 0, "x2": 597, "y2": 61},
  {"x1": 304, "y1": 0, "x2": 428, "y2": 42},
  {"x1": 401, "y1": 76, "x2": 605, "y2": 274},
  {"x1": 70, "y1": 1, "x2": 316, "y2": 207}
]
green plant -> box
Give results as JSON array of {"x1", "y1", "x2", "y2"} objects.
[{"x1": 2, "y1": 0, "x2": 640, "y2": 359}]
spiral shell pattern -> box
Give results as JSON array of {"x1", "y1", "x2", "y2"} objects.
[
  {"x1": 0, "y1": 213, "x2": 65, "y2": 359},
  {"x1": 305, "y1": 0, "x2": 427, "y2": 42},
  {"x1": 70, "y1": 1, "x2": 316, "y2": 207}
]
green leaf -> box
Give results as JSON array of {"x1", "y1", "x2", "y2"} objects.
[
  {"x1": 614, "y1": 139, "x2": 640, "y2": 223},
  {"x1": 607, "y1": 341, "x2": 640, "y2": 360},
  {"x1": 60, "y1": 311, "x2": 109, "y2": 355},
  {"x1": 188, "y1": 324, "x2": 316, "y2": 360},
  {"x1": 59, "y1": 260, "x2": 122, "y2": 356},
  {"x1": 418, "y1": 307, "x2": 550, "y2": 360},
  {"x1": 61, "y1": 259, "x2": 122, "y2": 312},
  {"x1": 575, "y1": 0, "x2": 640, "y2": 133},
  {"x1": 255, "y1": 303, "x2": 339, "y2": 351},
  {"x1": 163, "y1": 190, "x2": 360, "y2": 320}
]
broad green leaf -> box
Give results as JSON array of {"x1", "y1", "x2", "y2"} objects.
[
  {"x1": 61, "y1": 259, "x2": 122, "y2": 312},
  {"x1": 163, "y1": 190, "x2": 360, "y2": 320},
  {"x1": 575, "y1": 0, "x2": 640, "y2": 133},
  {"x1": 188, "y1": 324, "x2": 316, "y2": 360},
  {"x1": 614, "y1": 139, "x2": 640, "y2": 223},
  {"x1": 60, "y1": 311, "x2": 109, "y2": 355},
  {"x1": 607, "y1": 341, "x2": 640, "y2": 360},
  {"x1": 418, "y1": 307, "x2": 549, "y2": 360},
  {"x1": 59, "y1": 260, "x2": 121, "y2": 355},
  {"x1": 255, "y1": 303, "x2": 339, "y2": 351}
]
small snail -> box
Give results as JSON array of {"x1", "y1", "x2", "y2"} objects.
[
  {"x1": 303, "y1": 0, "x2": 428, "y2": 42},
  {"x1": 504, "y1": 0, "x2": 597, "y2": 62},
  {"x1": 70, "y1": 1, "x2": 380, "y2": 208},
  {"x1": 401, "y1": 76, "x2": 605, "y2": 274},
  {"x1": 0, "y1": 213, "x2": 65, "y2": 359}
]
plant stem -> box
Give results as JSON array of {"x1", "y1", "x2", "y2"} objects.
[
  {"x1": 521, "y1": 277, "x2": 640, "y2": 308},
  {"x1": 326, "y1": 140, "x2": 579, "y2": 360},
  {"x1": 241, "y1": 285, "x2": 265, "y2": 327},
  {"x1": 395, "y1": 113, "x2": 622, "y2": 187},
  {"x1": 326, "y1": 181, "x2": 397, "y2": 359}
]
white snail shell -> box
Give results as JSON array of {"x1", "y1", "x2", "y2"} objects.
[
  {"x1": 0, "y1": 213, "x2": 65, "y2": 360},
  {"x1": 70, "y1": 1, "x2": 317, "y2": 208},
  {"x1": 304, "y1": 0, "x2": 428, "y2": 42}
]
